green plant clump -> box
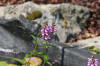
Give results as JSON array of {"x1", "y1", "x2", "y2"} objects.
[
  {"x1": 88, "y1": 46, "x2": 100, "y2": 54},
  {"x1": 26, "y1": 10, "x2": 42, "y2": 20},
  {"x1": 0, "y1": 24, "x2": 56, "y2": 66}
]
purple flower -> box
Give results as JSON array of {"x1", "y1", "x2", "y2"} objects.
[
  {"x1": 45, "y1": 34, "x2": 51, "y2": 40},
  {"x1": 48, "y1": 25, "x2": 57, "y2": 33},
  {"x1": 41, "y1": 24, "x2": 57, "y2": 40},
  {"x1": 88, "y1": 58, "x2": 98, "y2": 66},
  {"x1": 48, "y1": 25, "x2": 53, "y2": 32},
  {"x1": 53, "y1": 25, "x2": 57, "y2": 33},
  {"x1": 41, "y1": 26, "x2": 51, "y2": 40}
]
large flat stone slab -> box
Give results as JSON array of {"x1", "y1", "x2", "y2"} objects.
[
  {"x1": 48, "y1": 42, "x2": 100, "y2": 66},
  {"x1": 0, "y1": 40, "x2": 100, "y2": 66}
]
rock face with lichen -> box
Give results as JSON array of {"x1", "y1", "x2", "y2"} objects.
[
  {"x1": 0, "y1": 2, "x2": 42, "y2": 19},
  {"x1": 0, "y1": 2, "x2": 90, "y2": 55},
  {"x1": 45, "y1": 3, "x2": 90, "y2": 42},
  {"x1": 26, "y1": 10, "x2": 42, "y2": 20}
]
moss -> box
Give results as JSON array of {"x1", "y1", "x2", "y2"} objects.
[
  {"x1": 26, "y1": 10, "x2": 42, "y2": 20},
  {"x1": 61, "y1": 18, "x2": 72, "y2": 28},
  {"x1": 88, "y1": 46, "x2": 100, "y2": 54},
  {"x1": 93, "y1": 48, "x2": 100, "y2": 54},
  {"x1": 88, "y1": 46, "x2": 95, "y2": 50}
]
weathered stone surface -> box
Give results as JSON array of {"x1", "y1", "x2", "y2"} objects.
[
  {"x1": 45, "y1": 3, "x2": 90, "y2": 42},
  {"x1": 0, "y1": 2, "x2": 98, "y2": 66},
  {"x1": 0, "y1": 20, "x2": 34, "y2": 53},
  {"x1": 67, "y1": 36, "x2": 100, "y2": 48},
  {"x1": 0, "y1": 40, "x2": 100, "y2": 66},
  {"x1": 0, "y1": 2, "x2": 90, "y2": 53},
  {"x1": 0, "y1": 2, "x2": 90, "y2": 43},
  {"x1": 48, "y1": 42, "x2": 100, "y2": 66},
  {"x1": 0, "y1": 2, "x2": 41, "y2": 19}
]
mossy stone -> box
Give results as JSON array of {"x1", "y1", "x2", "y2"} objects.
[{"x1": 26, "y1": 10, "x2": 42, "y2": 20}]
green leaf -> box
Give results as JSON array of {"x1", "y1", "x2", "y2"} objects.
[
  {"x1": 39, "y1": 46, "x2": 47, "y2": 48},
  {"x1": 31, "y1": 35, "x2": 37, "y2": 41},
  {"x1": 47, "y1": 61, "x2": 53, "y2": 66},
  {"x1": 93, "y1": 48, "x2": 100, "y2": 54},
  {"x1": 40, "y1": 42, "x2": 47, "y2": 44},
  {"x1": 31, "y1": 35, "x2": 39, "y2": 44},
  {"x1": 0, "y1": 61, "x2": 8, "y2": 66},
  {"x1": 37, "y1": 31, "x2": 41, "y2": 36},
  {"x1": 43, "y1": 54, "x2": 49, "y2": 66},
  {"x1": 33, "y1": 51, "x2": 43, "y2": 55},
  {"x1": 25, "y1": 51, "x2": 33, "y2": 58},
  {"x1": 0, "y1": 55, "x2": 25, "y2": 64},
  {"x1": 25, "y1": 51, "x2": 44, "y2": 58},
  {"x1": 88, "y1": 46, "x2": 95, "y2": 50},
  {"x1": 43, "y1": 54, "x2": 48, "y2": 62},
  {"x1": 39, "y1": 45, "x2": 52, "y2": 48}
]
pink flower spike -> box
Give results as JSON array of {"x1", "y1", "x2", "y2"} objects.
[
  {"x1": 54, "y1": 25, "x2": 57, "y2": 32},
  {"x1": 88, "y1": 58, "x2": 98, "y2": 66},
  {"x1": 48, "y1": 26, "x2": 53, "y2": 32},
  {"x1": 41, "y1": 24, "x2": 57, "y2": 40}
]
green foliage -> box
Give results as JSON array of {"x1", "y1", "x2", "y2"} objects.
[
  {"x1": 25, "y1": 51, "x2": 34, "y2": 58},
  {"x1": 42, "y1": 54, "x2": 53, "y2": 66},
  {"x1": 88, "y1": 46, "x2": 95, "y2": 50},
  {"x1": 0, "y1": 61, "x2": 17, "y2": 66},
  {"x1": 26, "y1": 10, "x2": 42, "y2": 20},
  {"x1": 31, "y1": 34, "x2": 53, "y2": 66},
  {"x1": 39, "y1": 45, "x2": 52, "y2": 48},
  {"x1": 33, "y1": 51, "x2": 44, "y2": 55},
  {"x1": 0, "y1": 61, "x2": 8, "y2": 66},
  {"x1": 43, "y1": 54, "x2": 48, "y2": 66},
  {"x1": 88, "y1": 46, "x2": 100, "y2": 54},
  {"x1": 37, "y1": 30, "x2": 41, "y2": 37},
  {"x1": 0, "y1": 31, "x2": 53, "y2": 66},
  {"x1": 31, "y1": 35, "x2": 39, "y2": 44},
  {"x1": 24, "y1": 35, "x2": 41, "y2": 58},
  {"x1": 0, "y1": 55, "x2": 25, "y2": 64},
  {"x1": 93, "y1": 48, "x2": 100, "y2": 54},
  {"x1": 47, "y1": 61, "x2": 53, "y2": 66},
  {"x1": 43, "y1": 54, "x2": 48, "y2": 62},
  {"x1": 25, "y1": 51, "x2": 43, "y2": 58}
]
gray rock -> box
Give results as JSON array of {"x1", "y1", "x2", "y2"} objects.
[
  {"x1": 0, "y1": 2, "x2": 90, "y2": 43},
  {"x1": 0, "y1": 2, "x2": 90, "y2": 54},
  {"x1": 0, "y1": 20, "x2": 34, "y2": 53},
  {"x1": 67, "y1": 36, "x2": 100, "y2": 49},
  {"x1": 48, "y1": 42, "x2": 100, "y2": 66},
  {"x1": 0, "y1": 2, "x2": 93, "y2": 66},
  {"x1": 0, "y1": 2, "x2": 42, "y2": 20},
  {"x1": 47, "y1": 4, "x2": 90, "y2": 42}
]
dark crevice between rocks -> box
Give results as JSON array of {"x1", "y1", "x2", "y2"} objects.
[{"x1": 66, "y1": 33, "x2": 77, "y2": 42}]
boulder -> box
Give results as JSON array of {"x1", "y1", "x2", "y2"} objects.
[
  {"x1": 44, "y1": 3, "x2": 90, "y2": 42},
  {"x1": 0, "y1": 20, "x2": 34, "y2": 53},
  {"x1": 0, "y1": 2, "x2": 42, "y2": 20},
  {"x1": 0, "y1": 2, "x2": 90, "y2": 54}
]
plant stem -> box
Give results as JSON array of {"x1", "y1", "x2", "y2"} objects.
[
  {"x1": 46, "y1": 40, "x2": 48, "y2": 54},
  {"x1": 26, "y1": 39, "x2": 39, "y2": 66},
  {"x1": 33, "y1": 42, "x2": 38, "y2": 54}
]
